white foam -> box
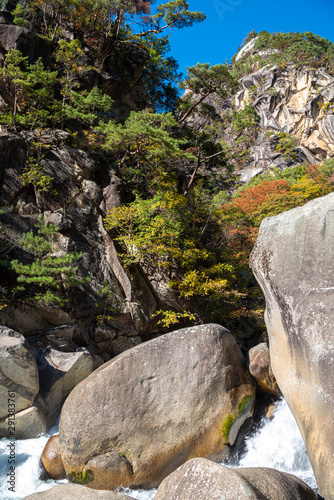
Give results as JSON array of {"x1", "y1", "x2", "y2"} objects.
[
  {"x1": 0, "y1": 425, "x2": 66, "y2": 500},
  {"x1": 225, "y1": 398, "x2": 317, "y2": 491}
]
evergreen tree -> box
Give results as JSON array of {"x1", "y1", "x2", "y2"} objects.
[
  {"x1": 0, "y1": 49, "x2": 58, "y2": 129},
  {"x1": 178, "y1": 63, "x2": 238, "y2": 123},
  {"x1": 10, "y1": 216, "x2": 90, "y2": 307}
]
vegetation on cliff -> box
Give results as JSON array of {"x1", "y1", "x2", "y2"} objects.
[
  {"x1": 0, "y1": 1, "x2": 334, "y2": 338},
  {"x1": 232, "y1": 30, "x2": 334, "y2": 77}
]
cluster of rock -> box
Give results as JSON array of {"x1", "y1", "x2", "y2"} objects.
[
  {"x1": 19, "y1": 190, "x2": 334, "y2": 500},
  {"x1": 24, "y1": 461, "x2": 318, "y2": 500},
  {"x1": 0, "y1": 326, "x2": 96, "y2": 437},
  {"x1": 0, "y1": 0, "x2": 174, "y2": 367},
  {"x1": 0, "y1": 0, "x2": 148, "y2": 121},
  {"x1": 20, "y1": 323, "x2": 318, "y2": 500},
  {"x1": 186, "y1": 38, "x2": 334, "y2": 186}
]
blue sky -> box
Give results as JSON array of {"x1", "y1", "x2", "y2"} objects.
[{"x1": 163, "y1": 0, "x2": 334, "y2": 76}]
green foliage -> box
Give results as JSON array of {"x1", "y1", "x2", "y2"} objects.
[
  {"x1": 98, "y1": 110, "x2": 195, "y2": 192},
  {"x1": 12, "y1": 4, "x2": 30, "y2": 26},
  {"x1": 32, "y1": 0, "x2": 204, "y2": 40},
  {"x1": 20, "y1": 139, "x2": 56, "y2": 193},
  {"x1": 274, "y1": 132, "x2": 298, "y2": 161},
  {"x1": 10, "y1": 216, "x2": 90, "y2": 306},
  {"x1": 318, "y1": 101, "x2": 334, "y2": 114},
  {"x1": 139, "y1": 34, "x2": 182, "y2": 112},
  {"x1": 221, "y1": 394, "x2": 254, "y2": 442},
  {"x1": 258, "y1": 31, "x2": 333, "y2": 70},
  {"x1": 232, "y1": 104, "x2": 259, "y2": 142},
  {"x1": 32, "y1": 0, "x2": 151, "y2": 37},
  {"x1": 178, "y1": 63, "x2": 238, "y2": 123},
  {"x1": 104, "y1": 185, "x2": 239, "y2": 324},
  {"x1": 63, "y1": 87, "x2": 114, "y2": 126},
  {"x1": 150, "y1": 0, "x2": 206, "y2": 33},
  {"x1": 0, "y1": 49, "x2": 58, "y2": 129},
  {"x1": 104, "y1": 190, "x2": 188, "y2": 265},
  {"x1": 180, "y1": 62, "x2": 238, "y2": 97},
  {"x1": 20, "y1": 160, "x2": 55, "y2": 193},
  {"x1": 95, "y1": 282, "x2": 122, "y2": 324},
  {"x1": 238, "y1": 394, "x2": 253, "y2": 413},
  {"x1": 155, "y1": 309, "x2": 196, "y2": 328},
  {"x1": 231, "y1": 31, "x2": 334, "y2": 77}
]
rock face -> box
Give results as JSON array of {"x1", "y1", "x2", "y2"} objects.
[
  {"x1": 0, "y1": 129, "x2": 160, "y2": 355},
  {"x1": 188, "y1": 47, "x2": 334, "y2": 186},
  {"x1": 154, "y1": 458, "x2": 317, "y2": 500},
  {"x1": 0, "y1": 400, "x2": 46, "y2": 439},
  {"x1": 232, "y1": 62, "x2": 334, "y2": 181},
  {"x1": 232, "y1": 40, "x2": 334, "y2": 177},
  {"x1": 250, "y1": 192, "x2": 334, "y2": 500},
  {"x1": 22, "y1": 483, "x2": 134, "y2": 499},
  {"x1": 41, "y1": 435, "x2": 66, "y2": 480},
  {"x1": 59, "y1": 324, "x2": 255, "y2": 490},
  {"x1": 248, "y1": 342, "x2": 281, "y2": 397}
]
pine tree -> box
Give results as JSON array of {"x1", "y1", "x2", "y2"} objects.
[
  {"x1": 178, "y1": 63, "x2": 238, "y2": 123},
  {"x1": 10, "y1": 216, "x2": 90, "y2": 307}
]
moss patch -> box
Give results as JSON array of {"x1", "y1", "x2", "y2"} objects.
[
  {"x1": 221, "y1": 414, "x2": 236, "y2": 442},
  {"x1": 238, "y1": 394, "x2": 253, "y2": 414},
  {"x1": 68, "y1": 469, "x2": 94, "y2": 485},
  {"x1": 221, "y1": 394, "x2": 254, "y2": 443}
]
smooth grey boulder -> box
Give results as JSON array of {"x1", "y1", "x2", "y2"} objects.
[
  {"x1": 35, "y1": 347, "x2": 94, "y2": 426},
  {"x1": 0, "y1": 327, "x2": 39, "y2": 420},
  {"x1": 154, "y1": 458, "x2": 317, "y2": 500},
  {"x1": 59, "y1": 324, "x2": 255, "y2": 490},
  {"x1": 23, "y1": 483, "x2": 134, "y2": 499},
  {"x1": 250, "y1": 192, "x2": 334, "y2": 500},
  {"x1": 0, "y1": 400, "x2": 46, "y2": 438}
]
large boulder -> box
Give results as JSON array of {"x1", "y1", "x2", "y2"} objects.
[
  {"x1": 59, "y1": 324, "x2": 255, "y2": 490},
  {"x1": 154, "y1": 458, "x2": 317, "y2": 500},
  {"x1": 250, "y1": 192, "x2": 334, "y2": 500},
  {"x1": 0, "y1": 327, "x2": 39, "y2": 420},
  {"x1": 22, "y1": 484, "x2": 134, "y2": 499},
  {"x1": 35, "y1": 347, "x2": 94, "y2": 427}
]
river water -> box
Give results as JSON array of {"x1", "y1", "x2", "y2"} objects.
[{"x1": 0, "y1": 399, "x2": 316, "y2": 499}]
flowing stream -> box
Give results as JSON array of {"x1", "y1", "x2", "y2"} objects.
[
  {"x1": 0, "y1": 425, "x2": 66, "y2": 500},
  {"x1": 0, "y1": 399, "x2": 317, "y2": 499}
]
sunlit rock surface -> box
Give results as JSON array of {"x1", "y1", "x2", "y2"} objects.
[
  {"x1": 154, "y1": 458, "x2": 317, "y2": 500},
  {"x1": 59, "y1": 324, "x2": 255, "y2": 490},
  {"x1": 250, "y1": 192, "x2": 334, "y2": 500}
]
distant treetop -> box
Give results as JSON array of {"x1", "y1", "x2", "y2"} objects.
[{"x1": 232, "y1": 30, "x2": 334, "y2": 76}]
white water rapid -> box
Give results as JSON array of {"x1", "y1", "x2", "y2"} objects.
[
  {"x1": 224, "y1": 398, "x2": 317, "y2": 492},
  {"x1": 0, "y1": 399, "x2": 317, "y2": 499},
  {"x1": 0, "y1": 425, "x2": 66, "y2": 500}
]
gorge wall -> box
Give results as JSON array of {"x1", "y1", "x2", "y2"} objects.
[{"x1": 0, "y1": 12, "x2": 334, "y2": 498}]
